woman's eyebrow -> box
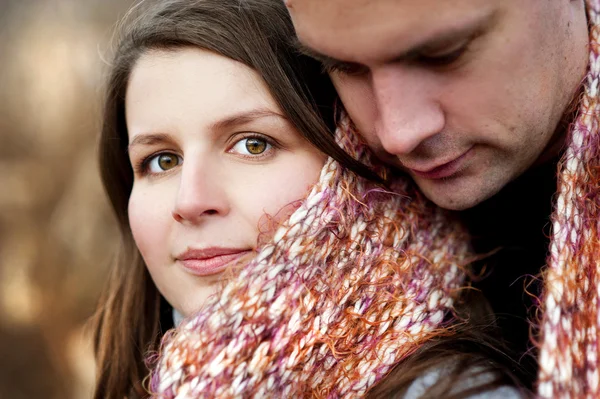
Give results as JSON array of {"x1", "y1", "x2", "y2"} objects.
[
  {"x1": 128, "y1": 133, "x2": 171, "y2": 152},
  {"x1": 210, "y1": 109, "x2": 287, "y2": 131},
  {"x1": 128, "y1": 110, "x2": 288, "y2": 151}
]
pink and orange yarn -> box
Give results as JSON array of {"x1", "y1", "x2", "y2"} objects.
[
  {"x1": 149, "y1": 1, "x2": 600, "y2": 398},
  {"x1": 537, "y1": 1, "x2": 600, "y2": 397},
  {"x1": 149, "y1": 118, "x2": 471, "y2": 398}
]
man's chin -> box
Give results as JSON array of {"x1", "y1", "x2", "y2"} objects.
[{"x1": 412, "y1": 175, "x2": 502, "y2": 211}]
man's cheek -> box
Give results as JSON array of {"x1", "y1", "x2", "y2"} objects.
[{"x1": 332, "y1": 76, "x2": 377, "y2": 135}]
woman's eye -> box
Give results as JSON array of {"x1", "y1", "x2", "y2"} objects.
[
  {"x1": 230, "y1": 137, "x2": 272, "y2": 156},
  {"x1": 147, "y1": 153, "x2": 182, "y2": 173}
]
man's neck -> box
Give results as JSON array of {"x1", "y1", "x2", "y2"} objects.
[
  {"x1": 534, "y1": 81, "x2": 584, "y2": 167},
  {"x1": 533, "y1": 127, "x2": 567, "y2": 167},
  {"x1": 459, "y1": 155, "x2": 558, "y2": 247}
]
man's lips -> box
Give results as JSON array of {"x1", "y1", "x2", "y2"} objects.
[
  {"x1": 406, "y1": 148, "x2": 473, "y2": 180},
  {"x1": 176, "y1": 247, "x2": 252, "y2": 277}
]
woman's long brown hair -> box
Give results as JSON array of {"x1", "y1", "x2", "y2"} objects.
[
  {"x1": 92, "y1": 0, "x2": 377, "y2": 398},
  {"x1": 92, "y1": 0, "x2": 529, "y2": 398}
]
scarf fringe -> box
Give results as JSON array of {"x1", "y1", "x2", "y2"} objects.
[
  {"x1": 537, "y1": 1, "x2": 600, "y2": 397},
  {"x1": 149, "y1": 119, "x2": 471, "y2": 398}
]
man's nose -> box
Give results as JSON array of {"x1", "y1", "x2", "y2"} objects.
[
  {"x1": 371, "y1": 65, "x2": 445, "y2": 156},
  {"x1": 171, "y1": 159, "x2": 229, "y2": 224}
]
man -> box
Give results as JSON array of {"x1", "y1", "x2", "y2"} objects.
[{"x1": 285, "y1": 0, "x2": 598, "y2": 396}]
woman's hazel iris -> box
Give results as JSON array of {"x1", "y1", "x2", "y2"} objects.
[
  {"x1": 245, "y1": 138, "x2": 267, "y2": 154},
  {"x1": 158, "y1": 154, "x2": 179, "y2": 170}
]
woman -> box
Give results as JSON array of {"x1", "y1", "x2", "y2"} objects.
[{"x1": 92, "y1": 0, "x2": 527, "y2": 398}]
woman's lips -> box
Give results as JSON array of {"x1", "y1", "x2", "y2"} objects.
[
  {"x1": 408, "y1": 148, "x2": 473, "y2": 180},
  {"x1": 177, "y1": 248, "x2": 252, "y2": 276}
]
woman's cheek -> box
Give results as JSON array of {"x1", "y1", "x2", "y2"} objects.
[
  {"x1": 128, "y1": 188, "x2": 171, "y2": 263},
  {"x1": 250, "y1": 154, "x2": 324, "y2": 239}
]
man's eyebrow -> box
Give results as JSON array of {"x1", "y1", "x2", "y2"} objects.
[
  {"x1": 293, "y1": 11, "x2": 495, "y2": 68},
  {"x1": 294, "y1": 39, "x2": 358, "y2": 72},
  {"x1": 397, "y1": 15, "x2": 493, "y2": 62}
]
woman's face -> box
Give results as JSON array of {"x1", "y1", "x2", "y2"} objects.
[{"x1": 126, "y1": 48, "x2": 326, "y2": 317}]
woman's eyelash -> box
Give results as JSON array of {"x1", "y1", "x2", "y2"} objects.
[
  {"x1": 133, "y1": 155, "x2": 150, "y2": 175},
  {"x1": 134, "y1": 151, "x2": 179, "y2": 175},
  {"x1": 132, "y1": 133, "x2": 280, "y2": 175},
  {"x1": 229, "y1": 133, "x2": 280, "y2": 156},
  {"x1": 237, "y1": 133, "x2": 278, "y2": 146}
]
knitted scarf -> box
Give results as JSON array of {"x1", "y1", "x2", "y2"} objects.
[
  {"x1": 537, "y1": 1, "x2": 600, "y2": 397},
  {"x1": 148, "y1": 117, "x2": 471, "y2": 398},
  {"x1": 149, "y1": 1, "x2": 600, "y2": 397}
]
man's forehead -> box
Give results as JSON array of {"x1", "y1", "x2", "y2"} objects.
[
  {"x1": 285, "y1": 0, "x2": 372, "y2": 12},
  {"x1": 286, "y1": 0, "x2": 493, "y2": 64},
  {"x1": 286, "y1": 0, "x2": 421, "y2": 31}
]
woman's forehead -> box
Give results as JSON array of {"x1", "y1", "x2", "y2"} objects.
[{"x1": 125, "y1": 48, "x2": 282, "y2": 137}]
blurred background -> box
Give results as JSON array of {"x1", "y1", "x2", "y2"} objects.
[{"x1": 0, "y1": 0, "x2": 135, "y2": 397}]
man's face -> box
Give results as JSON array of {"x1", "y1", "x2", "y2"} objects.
[{"x1": 287, "y1": 0, "x2": 589, "y2": 210}]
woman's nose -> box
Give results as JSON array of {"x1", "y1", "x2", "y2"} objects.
[{"x1": 171, "y1": 160, "x2": 230, "y2": 224}]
